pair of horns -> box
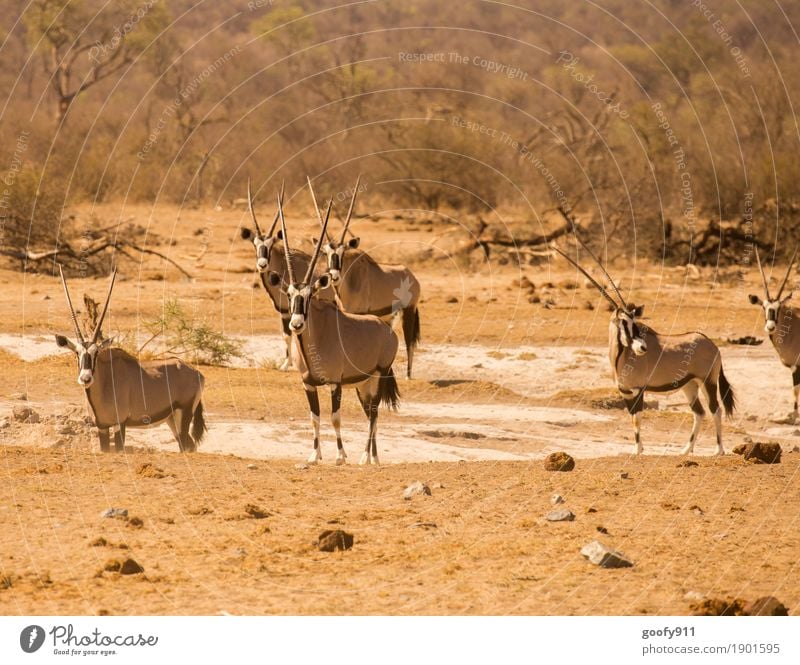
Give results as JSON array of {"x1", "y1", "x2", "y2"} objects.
[
  {"x1": 755, "y1": 245, "x2": 797, "y2": 300},
  {"x1": 550, "y1": 208, "x2": 628, "y2": 311},
  {"x1": 308, "y1": 174, "x2": 361, "y2": 245},
  {"x1": 247, "y1": 178, "x2": 285, "y2": 238},
  {"x1": 59, "y1": 265, "x2": 117, "y2": 345},
  {"x1": 278, "y1": 181, "x2": 332, "y2": 286}
]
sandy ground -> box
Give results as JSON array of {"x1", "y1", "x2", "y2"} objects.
[{"x1": 1, "y1": 202, "x2": 799, "y2": 615}]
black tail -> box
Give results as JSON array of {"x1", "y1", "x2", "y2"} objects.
[
  {"x1": 718, "y1": 367, "x2": 736, "y2": 417},
  {"x1": 191, "y1": 401, "x2": 207, "y2": 445},
  {"x1": 378, "y1": 367, "x2": 400, "y2": 411},
  {"x1": 402, "y1": 306, "x2": 421, "y2": 350}
]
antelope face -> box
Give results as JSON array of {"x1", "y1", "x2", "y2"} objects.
[
  {"x1": 54, "y1": 336, "x2": 111, "y2": 387},
  {"x1": 319, "y1": 237, "x2": 359, "y2": 284},
  {"x1": 241, "y1": 227, "x2": 279, "y2": 273},
  {"x1": 271, "y1": 273, "x2": 332, "y2": 334},
  {"x1": 749, "y1": 294, "x2": 791, "y2": 334},
  {"x1": 615, "y1": 305, "x2": 647, "y2": 356}
]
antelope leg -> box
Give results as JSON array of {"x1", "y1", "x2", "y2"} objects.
[
  {"x1": 622, "y1": 391, "x2": 644, "y2": 455},
  {"x1": 279, "y1": 318, "x2": 293, "y2": 371},
  {"x1": 792, "y1": 367, "x2": 800, "y2": 421},
  {"x1": 98, "y1": 428, "x2": 111, "y2": 453},
  {"x1": 703, "y1": 379, "x2": 724, "y2": 455},
  {"x1": 305, "y1": 384, "x2": 322, "y2": 464},
  {"x1": 357, "y1": 386, "x2": 379, "y2": 465},
  {"x1": 114, "y1": 424, "x2": 126, "y2": 453},
  {"x1": 331, "y1": 384, "x2": 346, "y2": 465},
  {"x1": 681, "y1": 380, "x2": 704, "y2": 455}
]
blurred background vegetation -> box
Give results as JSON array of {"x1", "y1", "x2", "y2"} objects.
[{"x1": 1, "y1": 0, "x2": 799, "y2": 265}]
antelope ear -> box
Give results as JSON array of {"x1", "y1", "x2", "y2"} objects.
[
  {"x1": 55, "y1": 334, "x2": 76, "y2": 351},
  {"x1": 308, "y1": 236, "x2": 320, "y2": 250},
  {"x1": 314, "y1": 274, "x2": 332, "y2": 292},
  {"x1": 276, "y1": 229, "x2": 284, "y2": 241},
  {"x1": 633, "y1": 304, "x2": 645, "y2": 317},
  {"x1": 98, "y1": 337, "x2": 114, "y2": 350},
  {"x1": 348, "y1": 237, "x2": 360, "y2": 249},
  {"x1": 782, "y1": 291, "x2": 793, "y2": 303},
  {"x1": 240, "y1": 227, "x2": 253, "y2": 241},
  {"x1": 748, "y1": 294, "x2": 762, "y2": 305},
  {"x1": 267, "y1": 271, "x2": 282, "y2": 287}
]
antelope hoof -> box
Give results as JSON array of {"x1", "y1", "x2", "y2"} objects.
[
  {"x1": 359, "y1": 452, "x2": 370, "y2": 465},
  {"x1": 278, "y1": 358, "x2": 292, "y2": 372},
  {"x1": 681, "y1": 443, "x2": 694, "y2": 456},
  {"x1": 716, "y1": 446, "x2": 725, "y2": 456},
  {"x1": 307, "y1": 450, "x2": 322, "y2": 464},
  {"x1": 335, "y1": 451, "x2": 347, "y2": 466},
  {"x1": 371, "y1": 453, "x2": 380, "y2": 465}
]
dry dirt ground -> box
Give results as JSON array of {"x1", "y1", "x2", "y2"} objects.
[{"x1": 1, "y1": 202, "x2": 799, "y2": 615}]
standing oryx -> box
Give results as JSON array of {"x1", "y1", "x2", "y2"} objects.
[
  {"x1": 748, "y1": 246, "x2": 800, "y2": 417},
  {"x1": 552, "y1": 239, "x2": 735, "y2": 455},
  {"x1": 55, "y1": 267, "x2": 207, "y2": 453},
  {"x1": 268, "y1": 192, "x2": 400, "y2": 465},
  {"x1": 308, "y1": 176, "x2": 421, "y2": 379},
  {"x1": 240, "y1": 180, "x2": 335, "y2": 370}
]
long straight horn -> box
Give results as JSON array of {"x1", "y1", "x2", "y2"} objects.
[
  {"x1": 340, "y1": 174, "x2": 361, "y2": 243},
  {"x1": 754, "y1": 245, "x2": 771, "y2": 300},
  {"x1": 266, "y1": 179, "x2": 285, "y2": 238},
  {"x1": 304, "y1": 199, "x2": 332, "y2": 284},
  {"x1": 247, "y1": 178, "x2": 263, "y2": 237},
  {"x1": 277, "y1": 193, "x2": 296, "y2": 285},
  {"x1": 91, "y1": 267, "x2": 117, "y2": 342},
  {"x1": 550, "y1": 244, "x2": 621, "y2": 310},
  {"x1": 777, "y1": 245, "x2": 798, "y2": 299},
  {"x1": 59, "y1": 265, "x2": 85, "y2": 343},
  {"x1": 307, "y1": 176, "x2": 332, "y2": 242}
]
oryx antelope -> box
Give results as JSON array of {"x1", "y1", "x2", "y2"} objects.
[
  {"x1": 240, "y1": 180, "x2": 335, "y2": 371},
  {"x1": 268, "y1": 192, "x2": 400, "y2": 465},
  {"x1": 553, "y1": 240, "x2": 735, "y2": 455},
  {"x1": 55, "y1": 267, "x2": 207, "y2": 453},
  {"x1": 309, "y1": 176, "x2": 421, "y2": 379},
  {"x1": 748, "y1": 246, "x2": 800, "y2": 417}
]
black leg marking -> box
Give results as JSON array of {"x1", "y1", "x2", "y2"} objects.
[
  {"x1": 623, "y1": 392, "x2": 645, "y2": 415},
  {"x1": 179, "y1": 409, "x2": 196, "y2": 452},
  {"x1": 98, "y1": 428, "x2": 110, "y2": 453},
  {"x1": 306, "y1": 387, "x2": 321, "y2": 453},
  {"x1": 689, "y1": 397, "x2": 705, "y2": 416},
  {"x1": 331, "y1": 384, "x2": 343, "y2": 451},
  {"x1": 704, "y1": 381, "x2": 720, "y2": 413},
  {"x1": 114, "y1": 424, "x2": 126, "y2": 452}
]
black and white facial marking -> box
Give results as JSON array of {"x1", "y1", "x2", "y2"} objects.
[
  {"x1": 319, "y1": 237, "x2": 359, "y2": 284},
  {"x1": 241, "y1": 227, "x2": 280, "y2": 273},
  {"x1": 269, "y1": 272, "x2": 331, "y2": 333},
  {"x1": 749, "y1": 293, "x2": 792, "y2": 334},
  {"x1": 54, "y1": 335, "x2": 111, "y2": 387},
  {"x1": 616, "y1": 305, "x2": 647, "y2": 356}
]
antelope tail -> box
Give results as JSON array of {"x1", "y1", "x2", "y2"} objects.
[
  {"x1": 718, "y1": 367, "x2": 736, "y2": 418},
  {"x1": 191, "y1": 401, "x2": 208, "y2": 446},
  {"x1": 402, "y1": 306, "x2": 421, "y2": 350},
  {"x1": 378, "y1": 367, "x2": 400, "y2": 411}
]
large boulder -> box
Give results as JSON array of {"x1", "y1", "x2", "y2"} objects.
[
  {"x1": 544, "y1": 452, "x2": 575, "y2": 472},
  {"x1": 732, "y1": 442, "x2": 782, "y2": 464}
]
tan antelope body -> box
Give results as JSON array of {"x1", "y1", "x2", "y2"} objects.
[
  {"x1": 748, "y1": 246, "x2": 800, "y2": 415},
  {"x1": 269, "y1": 186, "x2": 400, "y2": 465},
  {"x1": 240, "y1": 181, "x2": 334, "y2": 371},
  {"x1": 55, "y1": 268, "x2": 206, "y2": 452},
  {"x1": 553, "y1": 233, "x2": 735, "y2": 455},
  {"x1": 311, "y1": 177, "x2": 422, "y2": 378}
]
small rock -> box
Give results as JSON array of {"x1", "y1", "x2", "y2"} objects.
[
  {"x1": 294, "y1": 463, "x2": 310, "y2": 470},
  {"x1": 409, "y1": 522, "x2": 437, "y2": 529},
  {"x1": 101, "y1": 508, "x2": 128, "y2": 519},
  {"x1": 445, "y1": 296, "x2": 459, "y2": 304},
  {"x1": 792, "y1": 446, "x2": 800, "y2": 453},
  {"x1": 744, "y1": 596, "x2": 789, "y2": 616},
  {"x1": 580, "y1": 540, "x2": 634, "y2": 568},
  {"x1": 550, "y1": 493, "x2": 565, "y2": 505},
  {"x1": 119, "y1": 558, "x2": 144, "y2": 575},
  {"x1": 404, "y1": 481, "x2": 432, "y2": 500},
  {"x1": 246, "y1": 464, "x2": 257, "y2": 470},
  {"x1": 619, "y1": 472, "x2": 629, "y2": 480},
  {"x1": 127, "y1": 517, "x2": 144, "y2": 528},
  {"x1": 10, "y1": 392, "x2": 27, "y2": 401},
  {"x1": 583, "y1": 301, "x2": 595, "y2": 310},
  {"x1": 544, "y1": 452, "x2": 575, "y2": 472},
  {"x1": 12, "y1": 406, "x2": 39, "y2": 424},
  {"x1": 690, "y1": 597, "x2": 747, "y2": 616},
  {"x1": 546, "y1": 509, "x2": 575, "y2": 522},
  {"x1": 597, "y1": 526, "x2": 609, "y2": 534},
  {"x1": 317, "y1": 529, "x2": 354, "y2": 552},
  {"x1": 732, "y1": 442, "x2": 782, "y2": 464},
  {"x1": 684, "y1": 590, "x2": 705, "y2": 602},
  {"x1": 771, "y1": 412, "x2": 796, "y2": 425},
  {"x1": 586, "y1": 507, "x2": 597, "y2": 513},
  {"x1": 89, "y1": 537, "x2": 108, "y2": 547},
  {"x1": 676, "y1": 460, "x2": 699, "y2": 468},
  {"x1": 136, "y1": 463, "x2": 166, "y2": 479}
]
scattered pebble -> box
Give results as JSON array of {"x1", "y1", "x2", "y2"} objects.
[
  {"x1": 546, "y1": 509, "x2": 575, "y2": 522},
  {"x1": 100, "y1": 508, "x2": 128, "y2": 519},
  {"x1": 404, "y1": 481, "x2": 432, "y2": 500},
  {"x1": 619, "y1": 472, "x2": 629, "y2": 480},
  {"x1": 317, "y1": 529, "x2": 354, "y2": 552},
  {"x1": 744, "y1": 596, "x2": 789, "y2": 616},
  {"x1": 244, "y1": 504, "x2": 271, "y2": 519},
  {"x1": 550, "y1": 493, "x2": 565, "y2": 505},
  {"x1": 294, "y1": 463, "x2": 310, "y2": 471},
  {"x1": 596, "y1": 526, "x2": 609, "y2": 534},
  {"x1": 136, "y1": 463, "x2": 166, "y2": 479},
  {"x1": 580, "y1": 540, "x2": 634, "y2": 568},
  {"x1": 246, "y1": 464, "x2": 257, "y2": 470},
  {"x1": 676, "y1": 460, "x2": 699, "y2": 468},
  {"x1": 12, "y1": 406, "x2": 39, "y2": 424},
  {"x1": 409, "y1": 522, "x2": 437, "y2": 529}
]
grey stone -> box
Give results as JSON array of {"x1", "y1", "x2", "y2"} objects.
[
  {"x1": 101, "y1": 508, "x2": 128, "y2": 519},
  {"x1": 580, "y1": 540, "x2": 634, "y2": 568},
  {"x1": 546, "y1": 509, "x2": 575, "y2": 522},
  {"x1": 550, "y1": 494, "x2": 565, "y2": 505},
  {"x1": 404, "y1": 481, "x2": 432, "y2": 500},
  {"x1": 12, "y1": 406, "x2": 39, "y2": 424}
]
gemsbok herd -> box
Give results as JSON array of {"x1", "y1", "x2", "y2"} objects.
[{"x1": 51, "y1": 178, "x2": 800, "y2": 463}]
